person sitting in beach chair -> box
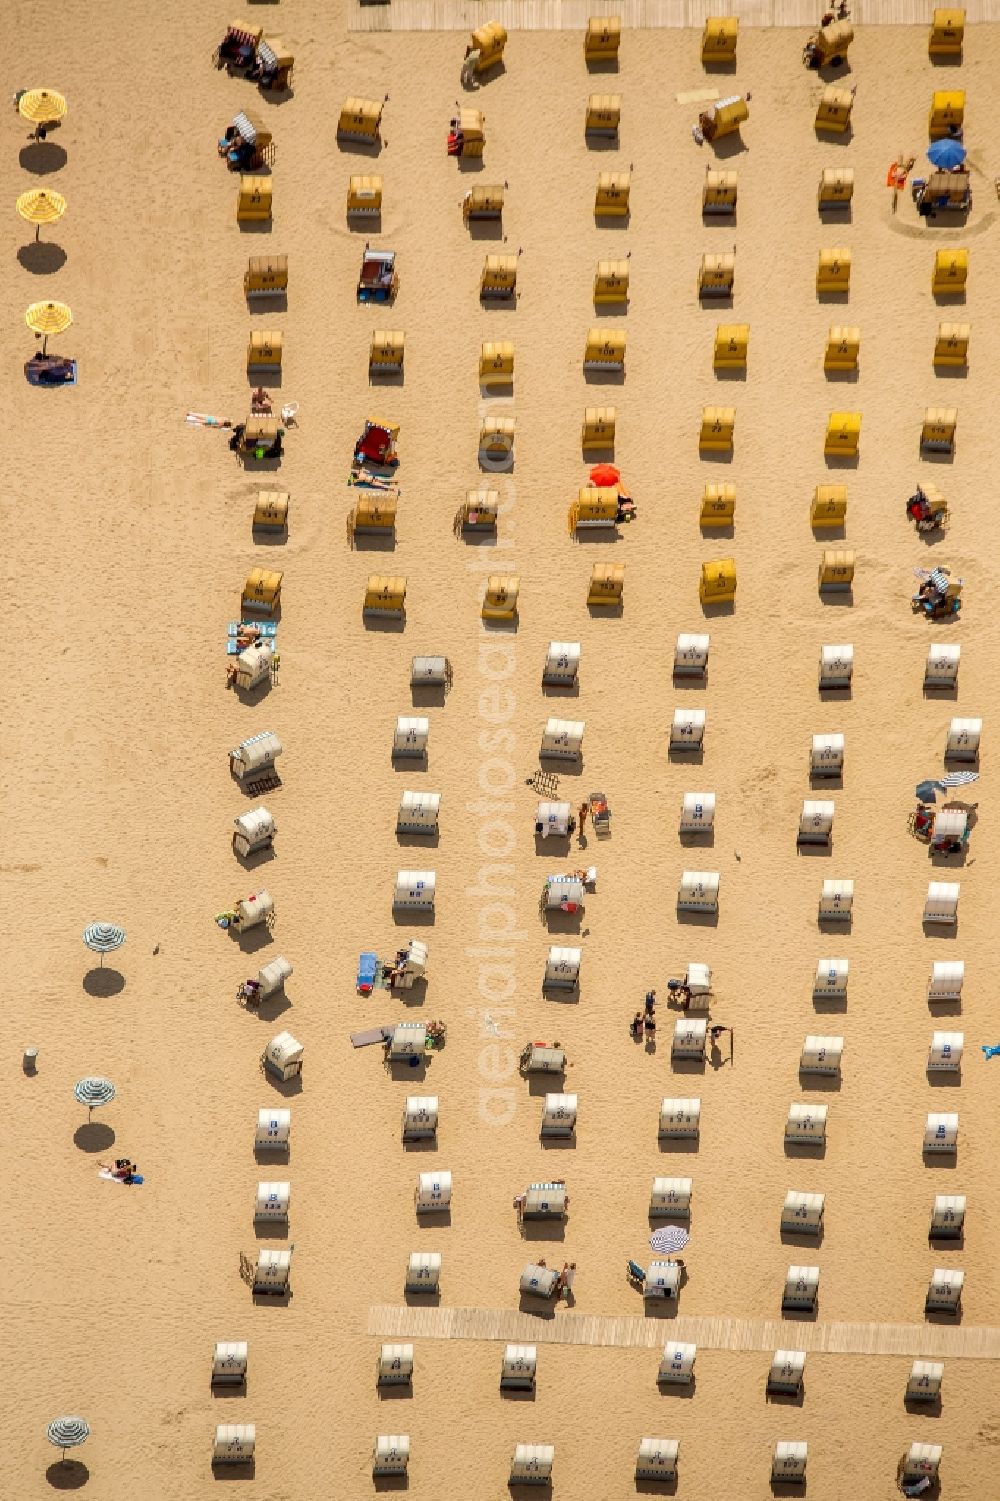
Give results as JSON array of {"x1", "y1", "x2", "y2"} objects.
[
  {"x1": 355, "y1": 420, "x2": 399, "y2": 467},
  {"x1": 906, "y1": 485, "x2": 948, "y2": 533},
  {"x1": 912, "y1": 567, "x2": 962, "y2": 619},
  {"x1": 215, "y1": 21, "x2": 261, "y2": 71}
]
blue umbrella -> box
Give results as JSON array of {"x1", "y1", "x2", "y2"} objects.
[{"x1": 927, "y1": 138, "x2": 966, "y2": 170}]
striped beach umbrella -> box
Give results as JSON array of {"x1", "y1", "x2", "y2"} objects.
[
  {"x1": 25, "y1": 299, "x2": 72, "y2": 357},
  {"x1": 16, "y1": 188, "x2": 66, "y2": 241},
  {"x1": 19, "y1": 89, "x2": 67, "y2": 125},
  {"x1": 74, "y1": 1076, "x2": 116, "y2": 1120},
  {"x1": 649, "y1": 1225, "x2": 689, "y2": 1255},
  {"x1": 940, "y1": 771, "x2": 979, "y2": 789},
  {"x1": 46, "y1": 1415, "x2": 90, "y2": 1459},
  {"x1": 82, "y1": 923, "x2": 125, "y2": 967}
]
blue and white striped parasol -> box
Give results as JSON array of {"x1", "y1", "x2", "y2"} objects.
[
  {"x1": 940, "y1": 771, "x2": 979, "y2": 788},
  {"x1": 650, "y1": 1225, "x2": 689, "y2": 1254},
  {"x1": 74, "y1": 1077, "x2": 116, "y2": 1119},
  {"x1": 47, "y1": 1416, "x2": 90, "y2": 1455},
  {"x1": 83, "y1": 923, "x2": 125, "y2": 967}
]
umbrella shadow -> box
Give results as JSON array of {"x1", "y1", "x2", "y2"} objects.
[
  {"x1": 74, "y1": 1122, "x2": 114, "y2": 1153},
  {"x1": 83, "y1": 967, "x2": 124, "y2": 997},
  {"x1": 20, "y1": 143, "x2": 67, "y2": 174},
  {"x1": 18, "y1": 242, "x2": 67, "y2": 274},
  {"x1": 46, "y1": 1461, "x2": 89, "y2": 1490}
]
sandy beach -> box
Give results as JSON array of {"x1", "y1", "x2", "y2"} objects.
[{"x1": 8, "y1": 0, "x2": 1000, "y2": 1494}]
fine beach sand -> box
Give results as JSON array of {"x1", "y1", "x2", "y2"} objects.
[{"x1": 8, "y1": 1, "x2": 1000, "y2": 1495}]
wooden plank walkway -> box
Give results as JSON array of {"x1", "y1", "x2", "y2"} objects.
[
  {"x1": 352, "y1": 0, "x2": 1000, "y2": 32},
  {"x1": 368, "y1": 1303, "x2": 1000, "y2": 1360}
]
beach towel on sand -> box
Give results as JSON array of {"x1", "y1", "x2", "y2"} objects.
[
  {"x1": 99, "y1": 1170, "x2": 144, "y2": 1185},
  {"x1": 351, "y1": 1025, "x2": 394, "y2": 1048}
]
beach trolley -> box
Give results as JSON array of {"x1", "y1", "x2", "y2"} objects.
[
  {"x1": 585, "y1": 15, "x2": 621, "y2": 60},
  {"x1": 540, "y1": 1092, "x2": 576, "y2": 1138},
  {"x1": 929, "y1": 89, "x2": 965, "y2": 138},
  {"x1": 700, "y1": 407, "x2": 735, "y2": 453},
  {"x1": 348, "y1": 493, "x2": 396, "y2": 543},
  {"x1": 415, "y1": 1170, "x2": 451, "y2": 1214},
  {"x1": 520, "y1": 1262, "x2": 560, "y2": 1299},
  {"x1": 481, "y1": 253, "x2": 518, "y2": 300},
  {"x1": 588, "y1": 563, "x2": 625, "y2": 607},
  {"x1": 818, "y1": 879, "x2": 853, "y2": 921},
  {"x1": 363, "y1": 574, "x2": 406, "y2": 620},
  {"x1": 924, "y1": 881, "x2": 960, "y2": 926},
  {"x1": 818, "y1": 168, "x2": 854, "y2": 209},
  {"x1": 703, "y1": 169, "x2": 738, "y2": 215},
  {"x1": 932, "y1": 249, "x2": 968, "y2": 296},
  {"x1": 230, "y1": 889, "x2": 275, "y2": 934},
  {"x1": 242, "y1": 569, "x2": 282, "y2": 617},
  {"x1": 767, "y1": 1350, "x2": 806, "y2": 1396},
  {"x1": 659, "y1": 1098, "x2": 701, "y2": 1141},
  {"x1": 644, "y1": 1262, "x2": 682, "y2": 1301},
  {"x1": 594, "y1": 261, "x2": 628, "y2": 305},
  {"x1": 482, "y1": 573, "x2": 520, "y2": 622},
  {"x1": 946, "y1": 716, "x2": 980, "y2": 762},
  {"x1": 213, "y1": 1425, "x2": 255, "y2": 1467},
  {"x1": 811, "y1": 484, "x2": 847, "y2": 528},
  {"x1": 255, "y1": 1180, "x2": 290, "y2": 1224},
  {"x1": 377, "y1": 1345, "x2": 413, "y2": 1389},
  {"x1": 819, "y1": 643, "x2": 853, "y2": 689},
  {"x1": 670, "y1": 708, "x2": 706, "y2": 754},
  {"x1": 699, "y1": 95, "x2": 748, "y2": 142},
  {"x1": 782, "y1": 1265, "x2": 819, "y2": 1312},
  {"x1": 650, "y1": 1176, "x2": 693, "y2": 1219},
  {"x1": 263, "y1": 1031, "x2": 302, "y2": 1082},
  {"x1": 800, "y1": 1034, "x2": 843, "y2": 1076},
  {"x1": 397, "y1": 791, "x2": 441, "y2": 835},
  {"x1": 926, "y1": 1272, "x2": 962, "y2": 1314},
  {"x1": 543, "y1": 641, "x2": 580, "y2": 687},
  {"x1": 586, "y1": 95, "x2": 621, "y2": 138},
  {"x1": 479, "y1": 414, "x2": 515, "y2": 465},
  {"x1": 237, "y1": 175, "x2": 271, "y2": 225},
  {"x1": 233, "y1": 807, "x2": 276, "y2": 859},
  {"x1": 772, "y1": 1443, "x2": 808, "y2": 1483},
  {"x1": 929, "y1": 8, "x2": 964, "y2": 55},
  {"x1": 501, "y1": 1346, "x2": 537, "y2": 1391},
  {"x1": 815, "y1": 86, "x2": 853, "y2": 135},
  {"x1": 480, "y1": 340, "x2": 514, "y2": 386},
  {"x1": 699, "y1": 252, "x2": 735, "y2": 299},
  {"x1": 470, "y1": 20, "x2": 507, "y2": 72},
  {"x1": 934, "y1": 322, "x2": 969, "y2": 368},
  {"x1": 931, "y1": 1193, "x2": 965, "y2": 1237},
  {"x1": 781, "y1": 1191, "x2": 825, "y2": 1235},
  {"x1": 636, "y1": 1440, "x2": 679, "y2": 1483},
  {"x1": 373, "y1": 1436, "x2": 409, "y2": 1479},
  {"x1": 928, "y1": 1033, "x2": 963, "y2": 1073},
  {"x1": 246, "y1": 1247, "x2": 291, "y2": 1295},
  {"x1": 510, "y1": 1445, "x2": 553, "y2": 1486},
  {"x1": 357, "y1": 248, "x2": 396, "y2": 303},
  {"x1": 702, "y1": 15, "x2": 738, "y2": 64},
  {"x1": 907, "y1": 1361, "x2": 944, "y2": 1403},
  {"x1": 699, "y1": 558, "x2": 737, "y2": 606},
  {"x1": 928, "y1": 960, "x2": 964, "y2": 1001},
  {"x1": 337, "y1": 97, "x2": 385, "y2": 146},
  {"x1": 594, "y1": 172, "x2": 630, "y2": 219},
  {"x1": 393, "y1": 716, "x2": 428, "y2": 759},
  {"x1": 457, "y1": 489, "x2": 498, "y2": 533},
  {"x1": 584, "y1": 327, "x2": 626, "y2": 373},
  {"x1": 672, "y1": 1017, "x2": 707, "y2": 1060},
  {"x1": 253, "y1": 490, "x2": 288, "y2": 534},
  {"x1": 714, "y1": 326, "x2": 748, "y2": 371},
  {"x1": 824, "y1": 411, "x2": 860, "y2": 457},
  {"x1": 230, "y1": 731, "x2": 282, "y2": 785},
  {"x1": 244, "y1": 256, "x2": 287, "y2": 302},
  {"x1": 679, "y1": 792, "x2": 716, "y2": 835},
  {"x1": 675, "y1": 632, "x2": 711, "y2": 678},
  {"x1": 393, "y1": 871, "x2": 436, "y2": 911},
  {"x1": 523, "y1": 1182, "x2": 568, "y2": 1220},
  {"x1": 390, "y1": 1023, "x2": 427, "y2": 1063},
  {"x1": 814, "y1": 958, "x2": 848, "y2": 999},
  {"x1": 785, "y1": 1103, "x2": 828, "y2": 1145},
  {"x1": 405, "y1": 1252, "x2": 441, "y2": 1293},
  {"x1": 824, "y1": 326, "x2": 859, "y2": 372},
  {"x1": 370, "y1": 330, "x2": 404, "y2": 377},
  {"x1": 255, "y1": 1107, "x2": 291, "y2": 1151},
  {"x1": 347, "y1": 176, "x2": 382, "y2": 219},
  {"x1": 924, "y1": 1112, "x2": 958, "y2": 1155},
  {"x1": 921, "y1": 407, "x2": 957, "y2": 454},
  {"x1": 817, "y1": 247, "x2": 851, "y2": 294},
  {"x1": 810, "y1": 734, "x2": 844, "y2": 779},
  {"x1": 212, "y1": 1343, "x2": 248, "y2": 1389},
  {"x1": 541, "y1": 718, "x2": 584, "y2": 762},
  {"x1": 818, "y1": 550, "x2": 854, "y2": 592},
  {"x1": 659, "y1": 1342, "x2": 697, "y2": 1386},
  {"x1": 523, "y1": 1044, "x2": 567, "y2": 1075},
  {"x1": 536, "y1": 801, "x2": 573, "y2": 838},
  {"x1": 545, "y1": 945, "x2": 581, "y2": 989},
  {"x1": 677, "y1": 870, "x2": 719, "y2": 914},
  {"x1": 232, "y1": 643, "x2": 274, "y2": 693},
  {"x1": 247, "y1": 330, "x2": 282, "y2": 378},
  {"x1": 402, "y1": 1095, "x2": 438, "y2": 1142},
  {"x1": 804, "y1": 20, "x2": 853, "y2": 67},
  {"x1": 463, "y1": 184, "x2": 505, "y2": 223}
]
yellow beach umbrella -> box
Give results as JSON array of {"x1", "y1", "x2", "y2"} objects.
[
  {"x1": 18, "y1": 89, "x2": 67, "y2": 125},
  {"x1": 25, "y1": 299, "x2": 73, "y2": 355},
  {"x1": 16, "y1": 188, "x2": 66, "y2": 240}
]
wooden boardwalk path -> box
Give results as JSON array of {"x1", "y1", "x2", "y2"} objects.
[
  {"x1": 352, "y1": 0, "x2": 1000, "y2": 32},
  {"x1": 369, "y1": 1303, "x2": 1000, "y2": 1360}
]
